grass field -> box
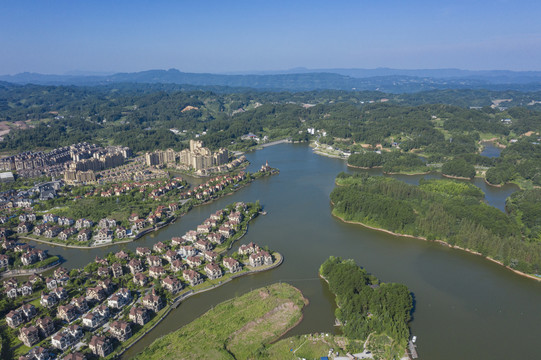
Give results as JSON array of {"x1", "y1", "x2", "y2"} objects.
[{"x1": 136, "y1": 283, "x2": 307, "y2": 360}]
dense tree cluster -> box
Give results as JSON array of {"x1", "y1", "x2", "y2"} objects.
[
  {"x1": 331, "y1": 173, "x2": 541, "y2": 274},
  {"x1": 319, "y1": 256, "x2": 412, "y2": 346},
  {"x1": 441, "y1": 158, "x2": 476, "y2": 178}
]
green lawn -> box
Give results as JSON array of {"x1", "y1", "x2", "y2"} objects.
[{"x1": 135, "y1": 283, "x2": 307, "y2": 360}]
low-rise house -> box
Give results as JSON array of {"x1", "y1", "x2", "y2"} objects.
[
  {"x1": 96, "y1": 304, "x2": 110, "y2": 319},
  {"x1": 249, "y1": 251, "x2": 273, "y2": 267},
  {"x1": 170, "y1": 259, "x2": 187, "y2": 272},
  {"x1": 63, "y1": 352, "x2": 87, "y2": 360},
  {"x1": 6, "y1": 309, "x2": 23, "y2": 328},
  {"x1": 19, "y1": 282, "x2": 33, "y2": 296},
  {"x1": 95, "y1": 228, "x2": 113, "y2": 242},
  {"x1": 109, "y1": 320, "x2": 132, "y2": 342},
  {"x1": 66, "y1": 324, "x2": 83, "y2": 341},
  {"x1": 19, "y1": 326, "x2": 40, "y2": 347},
  {"x1": 43, "y1": 213, "x2": 58, "y2": 223},
  {"x1": 115, "y1": 226, "x2": 127, "y2": 239},
  {"x1": 115, "y1": 250, "x2": 130, "y2": 260},
  {"x1": 204, "y1": 250, "x2": 219, "y2": 263},
  {"x1": 21, "y1": 249, "x2": 48, "y2": 266},
  {"x1": 82, "y1": 312, "x2": 102, "y2": 329},
  {"x1": 40, "y1": 293, "x2": 58, "y2": 308},
  {"x1": 181, "y1": 230, "x2": 198, "y2": 243},
  {"x1": 207, "y1": 232, "x2": 224, "y2": 244},
  {"x1": 147, "y1": 255, "x2": 162, "y2": 267},
  {"x1": 86, "y1": 286, "x2": 106, "y2": 301},
  {"x1": 162, "y1": 275, "x2": 183, "y2": 293},
  {"x1": 44, "y1": 226, "x2": 62, "y2": 238},
  {"x1": 194, "y1": 239, "x2": 212, "y2": 252},
  {"x1": 186, "y1": 256, "x2": 202, "y2": 268},
  {"x1": 51, "y1": 331, "x2": 73, "y2": 351},
  {"x1": 111, "y1": 262, "x2": 123, "y2": 278},
  {"x1": 183, "y1": 269, "x2": 203, "y2": 286},
  {"x1": 17, "y1": 222, "x2": 31, "y2": 233},
  {"x1": 24, "y1": 346, "x2": 52, "y2": 360},
  {"x1": 89, "y1": 336, "x2": 113, "y2": 358},
  {"x1": 59, "y1": 227, "x2": 77, "y2": 241},
  {"x1": 52, "y1": 287, "x2": 68, "y2": 301},
  {"x1": 239, "y1": 242, "x2": 259, "y2": 255},
  {"x1": 97, "y1": 279, "x2": 114, "y2": 294},
  {"x1": 77, "y1": 229, "x2": 92, "y2": 242},
  {"x1": 98, "y1": 218, "x2": 117, "y2": 229},
  {"x1": 205, "y1": 263, "x2": 223, "y2": 280},
  {"x1": 108, "y1": 288, "x2": 132, "y2": 309},
  {"x1": 142, "y1": 290, "x2": 163, "y2": 312},
  {"x1": 20, "y1": 303, "x2": 37, "y2": 320},
  {"x1": 171, "y1": 236, "x2": 184, "y2": 246},
  {"x1": 36, "y1": 316, "x2": 55, "y2": 338},
  {"x1": 210, "y1": 210, "x2": 223, "y2": 221},
  {"x1": 98, "y1": 267, "x2": 110, "y2": 277},
  {"x1": 128, "y1": 258, "x2": 144, "y2": 274},
  {"x1": 164, "y1": 250, "x2": 178, "y2": 263},
  {"x1": 149, "y1": 266, "x2": 166, "y2": 279},
  {"x1": 5, "y1": 285, "x2": 18, "y2": 299},
  {"x1": 223, "y1": 257, "x2": 241, "y2": 273},
  {"x1": 33, "y1": 224, "x2": 48, "y2": 236},
  {"x1": 129, "y1": 306, "x2": 150, "y2": 326},
  {"x1": 46, "y1": 277, "x2": 57, "y2": 290},
  {"x1": 218, "y1": 226, "x2": 234, "y2": 238},
  {"x1": 0, "y1": 253, "x2": 9, "y2": 268},
  {"x1": 153, "y1": 241, "x2": 168, "y2": 253},
  {"x1": 133, "y1": 272, "x2": 148, "y2": 287},
  {"x1": 71, "y1": 296, "x2": 89, "y2": 313},
  {"x1": 58, "y1": 217, "x2": 75, "y2": 227},
  {"x1": 75, "y1": 218, "x2": 93, "y2": 229},
  {"x1": 58, "y1": 304, "x2": 78, "y2": 322},
  {"x1": 136, "y1": 247, "x2": 151, "y2": 257},
  {"x1": 179, "y1": 245, "x2": 197, "y2": 258},
  {"x1": 196, "y1": 224, "x2": 211, "y2": 234}
]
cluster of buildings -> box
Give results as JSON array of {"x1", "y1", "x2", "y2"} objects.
[
  {"x1": 0, "y1": 143, "x2": 131, "y2": 180},
  {"x1": 0, "y1": 241, "x2": 50, "y2": 279},
  {"x1": 145, "y1": 140, "x2": 240, "y2": 176},
  {"x1": 63, "y1": 144, "x2": 132, "y2": 184},
  {"x1": 1, "y1": 201, "x2": 273, "y2": 360}
]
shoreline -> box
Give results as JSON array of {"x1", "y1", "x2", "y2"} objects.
[
  {"x1": 18, "y1": 176, "x2": 259, "y2": 250},
  {"x1": 331, "y1": 211, "x2": 541, "y2": 282},
  {"x1": 441, "y1": 174, "x2": 474, "y2": 180}
]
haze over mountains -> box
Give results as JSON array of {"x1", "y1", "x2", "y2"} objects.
[{"x1": 2, "y1": 68, "x2": 541, "y2": 93}]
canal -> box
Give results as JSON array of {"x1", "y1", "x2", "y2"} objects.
[{"x1": 31, "y1": 144, "x2": 541, "y2": 360}]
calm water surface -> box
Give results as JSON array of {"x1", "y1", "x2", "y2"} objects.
[{"x1": 30, "y1": 144, "x2": 541, "y2": 360}]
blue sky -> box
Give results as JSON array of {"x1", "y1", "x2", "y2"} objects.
[{"x1": 1, "y1": 0, "x2": 540, "y2": 74}]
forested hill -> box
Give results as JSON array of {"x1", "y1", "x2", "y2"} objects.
[
  {"x1": 319, "y1": 256, "x2": 413, "y2": 358},
  {"x1": 3, "y1": 68, "x2": 541, "y2": 93},
  {"x1": 330, "y1": 173, "x2": 541, "y2": 275}
]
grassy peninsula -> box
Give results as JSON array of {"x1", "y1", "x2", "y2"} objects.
[
  {"x1": 331, "y1": 172, "x2": 541, "y2": 276},
  {"x1": 135, "y1": 283, "x2": 308, "y2": 360}
]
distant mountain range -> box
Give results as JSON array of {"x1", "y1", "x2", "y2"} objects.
[{"x1": 2, "y1": 68, "x2": 541, "y2": 93}]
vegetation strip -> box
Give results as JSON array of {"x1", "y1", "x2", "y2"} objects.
[{"x1": 330, "y1": 172, "x2": 541, "y2": 278}]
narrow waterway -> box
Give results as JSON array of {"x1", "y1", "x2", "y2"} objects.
[{"x1": 30, "y1": 144, "x2": 541, "y2": 360}]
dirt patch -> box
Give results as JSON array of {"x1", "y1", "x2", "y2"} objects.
[
  {"x1": 227, "y1": 302, "x2": 300, "y2": 353},
  {"x1": 259, "y1": 289, "x2": 270, "y2": 299}
]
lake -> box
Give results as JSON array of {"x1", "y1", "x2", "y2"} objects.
[{"x1": 29, "y1": 144, "x2": 541, "y2": 360}]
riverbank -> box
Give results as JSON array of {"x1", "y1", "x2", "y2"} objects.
[
  {"x1": 0, "y1": 258, "x2": 61, "y2": 278},
  {"x1": 122, "y1": 254, "x2": 285, "y2": 359},
  {"x1": 331, "y1": 211, "x2": 541, "y2": 282}
]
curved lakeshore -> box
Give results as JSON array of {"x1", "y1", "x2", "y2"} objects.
[{"x1": 331, "y1": 211, "x2": 541, "y2": 282}]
